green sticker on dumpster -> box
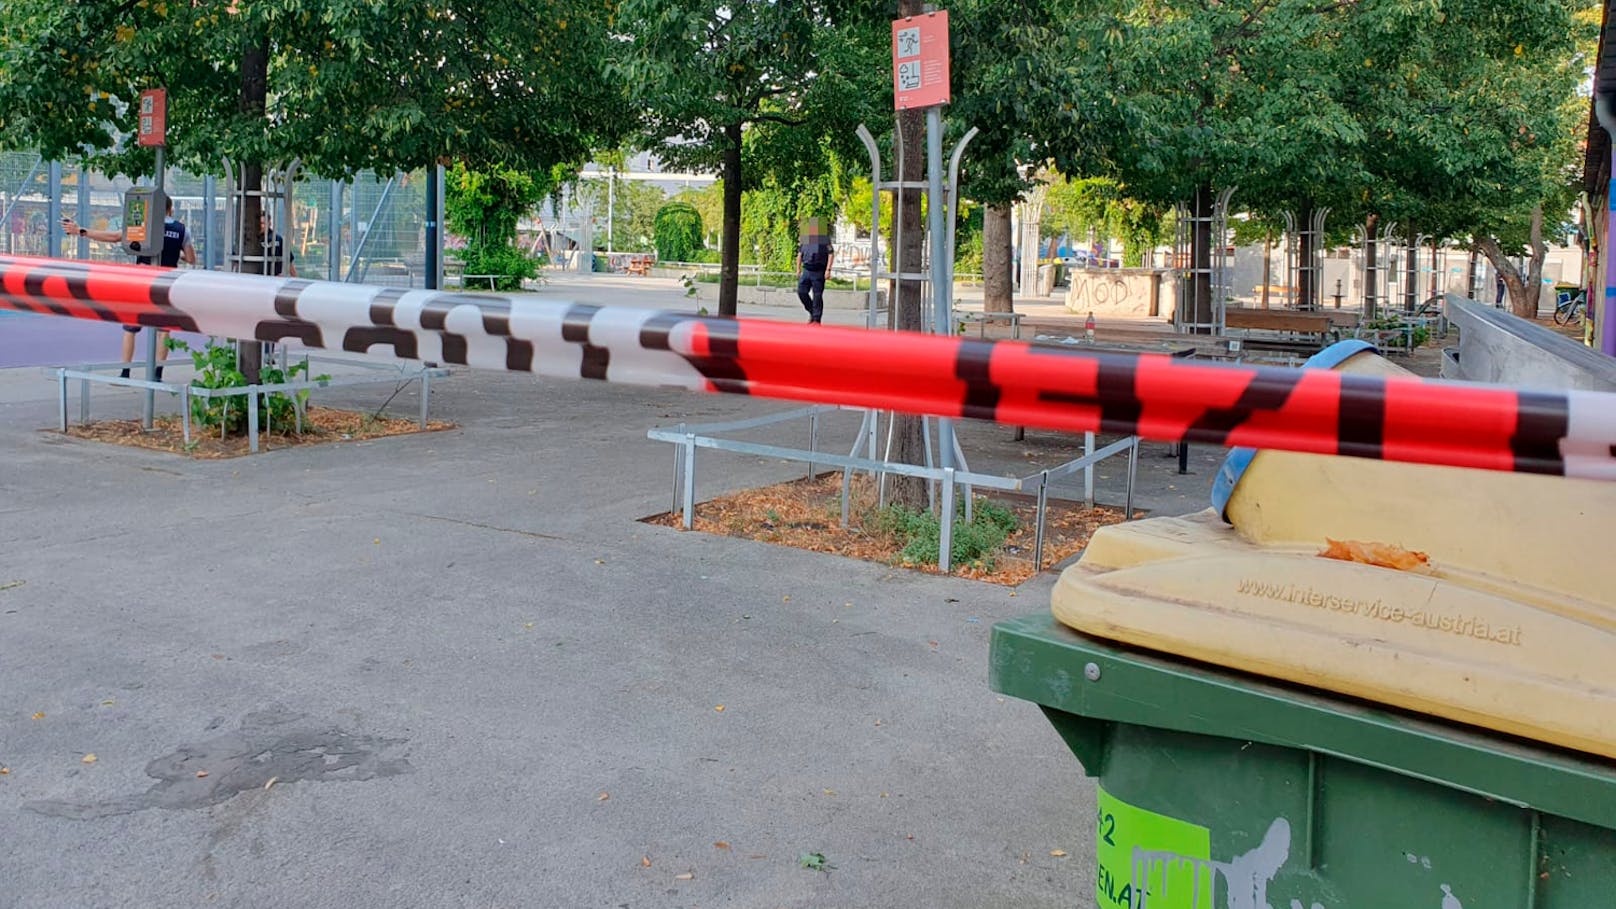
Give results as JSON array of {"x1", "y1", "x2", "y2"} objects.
[{"x1": 1096, "y1": 786, "x2": 1212, "y2": 908}]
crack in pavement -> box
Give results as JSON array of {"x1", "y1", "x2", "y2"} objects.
[{"x1": 395, "y1": 510, "x2": 570, "y2": 542}]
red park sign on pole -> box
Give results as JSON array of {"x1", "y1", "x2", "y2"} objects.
[
  {"x1": 137, "y1": 88, "x2": 167, "y2": 148},
  {"x1": 892, "y1": 11, "x2": 950, "y2": 110}
]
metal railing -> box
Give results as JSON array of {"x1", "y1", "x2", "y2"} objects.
[
  {"x1": 657, "y1": 260, "x2": 986, "y2": 294},
  {"x1": 648, "y1": 405, "x2": 1139, "y2": 572},
  {"x1": 54, "y1": 351, "x2": 450, "y2": 453}
]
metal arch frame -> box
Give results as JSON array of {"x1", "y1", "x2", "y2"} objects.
[
  {"x1": 1411, "y1": 232, "x2": 1430, "y2": 313},
  {"x1": 1368, "y1": 220, "x2": 1399, "y2": 320},
  {"x1": 1283, "y1": 207, "x2": 1331, "y2": 310},
  {"x1": 945, "y1": 127, "x2": 981, "y2": 297},
  {"x1": 855, "y1": 121, "x2": 983, "y2": 519},
  {"x1": 1175, "y1": 187, "x2": 1237, "y2": 335},
  {"x1": 222, "y1": 156, "x2": 303, "y2": 280}
]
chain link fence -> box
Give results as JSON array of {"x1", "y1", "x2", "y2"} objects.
[{"x1": 0, "y1": 151, "x2": 429, "y2": 286}]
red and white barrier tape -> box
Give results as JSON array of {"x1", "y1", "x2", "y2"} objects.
[{"x1": 3, "y1": 254, "x2": 1613, "y2": 480}]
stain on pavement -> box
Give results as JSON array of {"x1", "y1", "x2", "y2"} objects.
[{"x1": 24, "y1": 706, "x2": 412, "y2": 820}]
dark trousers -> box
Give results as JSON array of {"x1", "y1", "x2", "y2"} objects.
[{"x1": 797, "y1": 270, "x2": 827, "y2": 322}]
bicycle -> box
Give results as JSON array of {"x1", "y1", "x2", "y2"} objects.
[{"x1": 1554, "y1": 289, "x2": 1587, "y2": 326}]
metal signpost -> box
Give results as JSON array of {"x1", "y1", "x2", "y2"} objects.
[
  {"x1": 137, "y1": 88, "x2": 167, "y2": 429},
  {"x1": 893, "y1": 9, "x2": 954, "y2": 470}
]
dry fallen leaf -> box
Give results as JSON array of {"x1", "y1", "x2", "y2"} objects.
[
  {"x1": 0, "y1": 767, "x2": 10, "y2": 775},
  {"x1": 714, "y1": 705, "x2": 725, "y2": 712},
  {"x1": 101, "y1": 700, "x2": 115, "y2": 706},
  {"x1": 782, "y1": 595, "x2": 791, "y2": 602},
  {"x1": 264, "y1": 776, "x2": 278, "y2": 790},
  {"x1": 1320, "y1": 538, "x2": 1431, "y2": 572},
  {"x1": 373, "y1": 538, "x2": 381, "y2": 545},
  {"x1": 674, "y1": 872, "x2": 694, "y2": 881},
  {"x1": 822, "y1": 788, "x2": 836, "y2": 796},
  {"x1": 81, "y1": 754, "x2": 97, "y2": 764},
  {"x1": 714, "y1": 841, "x2": 730, "y2": 850},
  {"x1": 196, "y1": 770, "x2": 209, "y2": 778},
  {"x1": 597, "y1": 792, "x2": 610, "y2": 802},
  {"x1": 1050, "y1": 849, "x2": 1068, "y2": 857},
  {"x1": 748, "y1": 854, "x2": 767, "y2": 860},
  {"x1": 30, "y1": 712, "x2": 44, "y2": 720},
  {"x1": 641, "y1": 856, "x2": 652, "y2": 868}
]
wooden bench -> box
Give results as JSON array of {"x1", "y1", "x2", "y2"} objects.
[
  {"x1": 1225, "y1": 307, "x2": 1336, "y2": 334},
  {"x1": 1223, "y1": 307, "x2": 1338, "y2": 355}
]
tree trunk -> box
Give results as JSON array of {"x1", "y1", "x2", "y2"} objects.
[
  {"x1": 236, "y1": 40, "x2": 269, "y2": 384},
  {"x1": 1475, "y1": 206, "x2": 1548, "y2": 320},
  {"x1": 982, "y1": 202, "x2": 1013, "y2": 313},
  {"x1": 1476, "y1": 249, "x2": 1531, "y2": 319},
  {"x1": 1297, "y1": 204, "x2": 1316, "y2": 310},
  {"x1": 1260, "y1": 230, "x2": 1272, "y2": 309},
  {"x1": 1189, "y1": 183, "x2": 1214, "y2": 332},
  {"x1": 887, "y1": 8, "x2": 929, "y2": 511},
  {"x1": 717, "y1": 122, "x2": 743, "y2": 318},
  {"x1": 1466, "y1": 248, "x2": 1478, "y2": 299},
  {"x1": 1363, "y1": 214, "x2": 1379, "y2": 318}
]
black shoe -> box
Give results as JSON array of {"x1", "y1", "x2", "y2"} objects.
[
  {"x1": 154, "y1": 366, "x2": 164, "y2": 382},
  {"x1": 119, "y1": 368, "x2": 130, "y2": 379}
]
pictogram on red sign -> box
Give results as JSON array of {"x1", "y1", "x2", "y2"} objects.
[
  {"x1": 137, "y1": 88, "x2": 167, "y2": 148},
  {"x1": 892, "y1": 11, "x2": 950, "y2": 110}
]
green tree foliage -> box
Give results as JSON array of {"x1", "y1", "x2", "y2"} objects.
[
  {"x1": 1043, "y1": 176, "x2": 1170, "y2": 268},
  {"x1": 571, "y1": 174, "x2": 668, "y2": 253},
  {"x1": 611, "y1": 181, "x2": 669, "y2": 254},
  {"x1": 444, "y1": 162, "x2": 550, "y2": 290},
  {"x1": 674, "y1": 183, "x2": 725, "y2": 248},
  {"x1": 1346, "y1": 0, "x2": 1595, "y2": 316},
  {"x1": 0, "y1": 0, "x2": 629, "y2": 177},
  {"x1": 614, "y1": 0, "x2": 880, "y2": 314},
  {"x1": 946, "y1": 0, "x2": 1106, "y2": 206},
  {"x1": 653, "y1": 202, "x2": 704, "y2": 262}
]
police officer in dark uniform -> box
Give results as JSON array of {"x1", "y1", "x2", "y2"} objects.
[
  {"x1": 794, "y1": 217, "x2": 835, "y2": 324},
  {"x1": 63, "y1": 199, "x2": 195, "y2": 377}
]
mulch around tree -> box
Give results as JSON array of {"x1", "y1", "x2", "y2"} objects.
[
  {"x1": 644, "y1": 473, "x2": 1131, "y2": 587},
  {"x1": 58, "y1": 406, "x2": 454, "y2": 459}
]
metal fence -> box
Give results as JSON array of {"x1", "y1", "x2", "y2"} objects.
[{"x1": 0, "y1": 150, "x2": 429, "y2": 286}]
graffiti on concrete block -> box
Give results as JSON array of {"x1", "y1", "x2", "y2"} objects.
[{"x1": 1068, "y1": 271, "x2": 1133, "y2": 309}]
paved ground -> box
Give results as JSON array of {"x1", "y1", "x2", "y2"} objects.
[{"x1": 0, "y1": 272, "x2": 1221, "y2": 908}]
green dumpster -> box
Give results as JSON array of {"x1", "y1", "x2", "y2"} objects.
[
  {"x1": 990, "y1": 342, "x2": 1616, "y2": 908},
  {"x1": 990, "y1": 613, "x2": 1616, "y2": 909}
]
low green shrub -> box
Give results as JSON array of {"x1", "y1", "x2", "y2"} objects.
[
  {"x1": 873, "y1": 496, "x2": 1020, "y2": 572},
  {"x1": 166, "y1": 339, "x2": 329, "y2": 435},
  {"x1": 451, "y1": 244, "x2": 537, "y2": 292}
]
